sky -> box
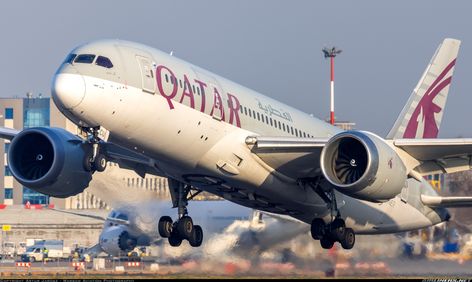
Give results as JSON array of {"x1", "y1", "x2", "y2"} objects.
[{"x1": 0, "y1": 0, "x2": 471, "y2": 137}]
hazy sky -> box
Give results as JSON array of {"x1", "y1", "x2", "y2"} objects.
[{"x1": 0, "y1": 0, "x2": 471, "y2": 137}]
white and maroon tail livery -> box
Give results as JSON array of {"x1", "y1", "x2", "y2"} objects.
[{"x1": 387, "y1": 38, "x2": 460, "y2": 139}]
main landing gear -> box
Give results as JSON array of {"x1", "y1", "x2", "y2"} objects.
[
  {"x1": 311, "y1": 217, "x2": 355, "y2": 250},
  {"x1": 310, "y1": 186, "x2": 356, "y2": 250},
  {"x1": 82, "y1": 126, "x2": 107, "y2": 173},
  {"x1": 158, "y1": 180, "x2": 204, "y2": 247}
]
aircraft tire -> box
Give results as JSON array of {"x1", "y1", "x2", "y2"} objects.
[
  {"x1": 93, "y1": 153, "x2": 107, "y2": 172},
  {"x1": 330, "y1": 218, "x2": 346, "y2": 241},
  {"x1": 340, "y1": 228, "x2": 355, "y2": 250},
  {"x1": 158, "y1": 216, "x2": 173, "y2": 238},
  {"x1": 320, "y1": 237, "x2": 335, "y2": 249},
  {"x1": 168, "y1": 232, "x2": 183, "y2": 247},
  {"x1": 177, "y1": 216, "x2": 194, "y2": 239},
  {"x1": 310, "y1": 218, "x2": 325, "y2": 240},
  {"x1": 83, "y1": 153, "x2": 93, "y2": 172},
  {"x1": 189, "y1": 225, "x2": 203, "y2": 247}
]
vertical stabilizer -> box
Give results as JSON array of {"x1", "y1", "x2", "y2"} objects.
[{"x1": 387, "y1": 38, "x2": 461, "y2": 139}]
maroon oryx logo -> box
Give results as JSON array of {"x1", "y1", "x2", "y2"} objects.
[{"x1": 403, "y1": 59, "x2": 456, "y2": 138}]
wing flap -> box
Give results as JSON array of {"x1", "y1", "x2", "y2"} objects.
[
  {"x1": 421, "y1": 194, "x2": 472, "y2": 208},
  {"x1": 246, "y1": 136, "x2": 327, "y2": 179}
]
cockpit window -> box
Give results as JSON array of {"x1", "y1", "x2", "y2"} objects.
[
  {"x1": 74, "y1": 54, "x2": 96, "y2": 64},
  {"x1": 64, "y1": 53, "x2": 77, "y2": 64},
  {"x1": 96, "y1": 56, "x2": 113, "y2": 69}
]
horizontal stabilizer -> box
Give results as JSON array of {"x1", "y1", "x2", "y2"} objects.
[{"x1": 421, "y1": 194, "x2": 472, "y2": 208}]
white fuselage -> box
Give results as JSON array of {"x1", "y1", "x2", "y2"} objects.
[{"x1": 52, "y1": 40, "x2": 444, "y2": 235}]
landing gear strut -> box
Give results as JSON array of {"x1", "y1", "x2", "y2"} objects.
[
  {"x1": 158, "y1": 180, "x2": 204, "y2": 247},
  {"x1": 309, "y1": 183, "x2": 356, "y2": 250},
  {"x1": 81, "y1": 126, "x2": 107, "y2": 172}
]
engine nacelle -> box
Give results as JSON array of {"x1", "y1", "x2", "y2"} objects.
[
  {"x1": 99, "y1": 226, "x2": 137, "y2": 256},
  {"x1": 320, "y1": 131, "x2": 406, "y2": 202},
  {"x1": 8, "y1": 127, "x2": 93, "y2": 198}
]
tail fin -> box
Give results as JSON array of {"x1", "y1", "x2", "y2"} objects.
[{"x1": 387, "y1": 38, "x2": 461, "y2": 139}]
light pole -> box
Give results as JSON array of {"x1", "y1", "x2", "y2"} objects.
[{"x1": 322, "y1": 47, "x2": 342, "y2": 125}]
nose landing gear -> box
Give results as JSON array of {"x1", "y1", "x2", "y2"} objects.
[{"x1": 81, "y1": 126, "x2": 107, "y2": 172}]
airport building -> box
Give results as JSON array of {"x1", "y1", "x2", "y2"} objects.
[{"x1": 0, "y1": 94, "x2": 170, "y2": 209}]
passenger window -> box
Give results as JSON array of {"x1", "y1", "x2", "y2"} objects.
[
  {"x1": 248, "y1": 110, "x2": 252, "y2": 118},
  {"x1": 270, "y1": 118, "x2": 273, "y2": 126},
  {"x1": 179, "y1": 79, "x2": 182, "y2": 88},
  {"x1": 96, "y1": 56, "x2": 113, "y2": 68},
  {"x1": 244, "y1": 107, "x2": 248, "y2": 116},
  {"x1": 197, "y1": 87, "x2": 201, "y2": 95},
  {"x1": 291, "y1": 127, "x2": 294, "y2": 135},
  {"x1": 192, "y1": 85, "x2": 196, "y2": 93},
  {"x1": 257, "y1": 112, "x2": 260, "y2": 121},
  {"x1": 74, "y1": 54, "x2": 96, "y2": 64},
  {"x1": 165, "y1": 74, "x2": 169, "y2": 83},
  {"x1": 64, "y1": 53, "x2": 77, "y2": 64}
]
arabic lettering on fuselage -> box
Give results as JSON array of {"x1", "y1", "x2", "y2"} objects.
[{"x1": 257, "y1": 100, "x2": 293, "y2": 122}]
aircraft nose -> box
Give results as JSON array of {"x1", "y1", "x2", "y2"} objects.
[{"x1": 51, "y1": 71, "x2": 86, "y2": 110}]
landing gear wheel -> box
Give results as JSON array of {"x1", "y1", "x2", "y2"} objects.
[
  {"x1": 320, "y1": 237, "x2": 335, "y2": 249},
  {"x1": 178, "y1": 216, "x2": 194, "y2": 239},
  {"x1": 93, "y1": 153, "x2": 107, "y2": 172},
  {"x1": 158, "y1": 216, "x2": 173, "y2": 238},
  {"x1": 83, "y1": 154, "x2": 93, "y2": 172},
  {"x1": 330, "y1": 218, "x2": 346, "y2": 241},
  {"x1": 340, "y1": 228, "x2": 355, "y2": 250},
  {"x1": 189, "y1": 225, "x2": 203, "y2": 247},
  {"x1": 168, "y1": 232, "x2": 183, "y2": 247},
  {"x1": 311, "y1": 218, "x2": 326, "y2": 240}
]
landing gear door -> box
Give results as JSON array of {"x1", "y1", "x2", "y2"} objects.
[{"x1": 136, "y1": 55, "x2": 156, "y2": 94}]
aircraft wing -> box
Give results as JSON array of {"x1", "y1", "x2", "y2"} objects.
[
  {"x1": 0, "y1": 127, "x2": 20, "y2": 140},
  {"x1": 394, "y1": 138, "x2": 472, "y2": 175},
  {"x1": 246, "y1": 136, "x2": 472, "y2": 179},
  {"x1": 421, "y1": 195, "x2": 472, "y2": 208},
  {"x1": 245, "y1": 136, "x2": 328, "y2": 179},
  {"x1": 102, "y1": 142, "x2": 165, "y2": 177}
]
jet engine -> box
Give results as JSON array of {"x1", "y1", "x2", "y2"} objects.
[
  {"x1": 7, "y1": 127, "x2": 93, "y2": 197},
  {"x1": 99, "y1": 226, "x2": 138, "y2": 256},
  {"x1": 320, "y1": 131, "x2": 406, "y2": 202}
]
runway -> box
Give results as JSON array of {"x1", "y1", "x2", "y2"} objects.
[{"x1": 1, "y1": 257, "x2": 472, "y2": 279}]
